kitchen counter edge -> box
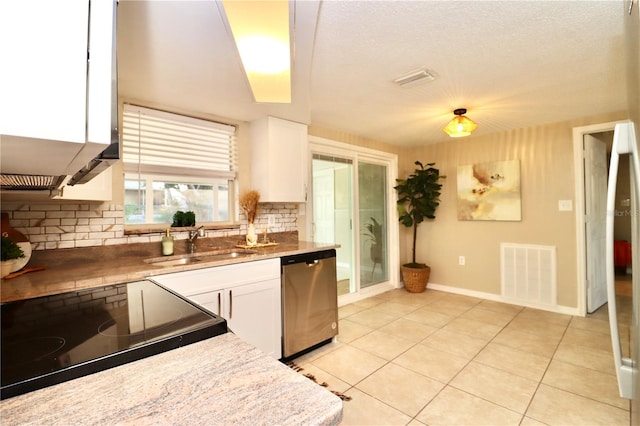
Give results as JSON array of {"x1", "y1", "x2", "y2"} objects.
[
  {"x1": 0, "y1": 240, "x2": 339, "y2": 303},
  {"x1": 0, "y1": 332, "x2": 343, "y2": 425}
]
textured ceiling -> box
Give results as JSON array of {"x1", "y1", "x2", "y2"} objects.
[{"x1": 117, "y1": 0, "x2": 627, "y2": 146}]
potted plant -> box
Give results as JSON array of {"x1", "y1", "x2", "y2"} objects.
[
  {"x1": 363, "y1": 217, "x2": 383, "y2": 266},
  {"x1": 1, "y1": 236, "x2": 25, "y2": 278},
  {"x1": 394, "y1": 161, "x2": 445, "y2": 292}
]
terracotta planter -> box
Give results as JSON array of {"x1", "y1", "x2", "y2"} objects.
[{"x1": 401, "y1": 264, "x2": 431, "y2": 293}]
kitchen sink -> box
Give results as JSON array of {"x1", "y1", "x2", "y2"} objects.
[
  {"x1": 145, "y1": 249, "x2": 258, "y2": 267},
  {"x1": 147, "y1": 257, "x2": 203, "y2": 267}
]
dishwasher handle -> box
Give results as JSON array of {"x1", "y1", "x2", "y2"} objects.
[{"x1": 281, "y1": 249, "x2": 336, "y2": 266}]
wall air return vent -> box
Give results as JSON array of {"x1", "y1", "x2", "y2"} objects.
[
  {"x1": 393, "y1": 68, "x2": 437, "y2": 87},
  {"x1": 501, "y1": 243, "x2": 557, "y2": 309}
]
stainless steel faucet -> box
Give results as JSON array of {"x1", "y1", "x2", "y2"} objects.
[{"x1": 188, "y1": 226, "x2": 205, "y2": 253}]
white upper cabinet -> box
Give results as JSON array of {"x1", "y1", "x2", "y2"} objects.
[
  {"x1": 0, "y1": 0, "x2": 116, "y2": 176},
  {"x1": 250, "y1": 117, "x2": 308, "y2": 203}
]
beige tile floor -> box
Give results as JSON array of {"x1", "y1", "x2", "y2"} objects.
[{"x1": 295, "y1": 286, "x2": 632, "y2": 425}]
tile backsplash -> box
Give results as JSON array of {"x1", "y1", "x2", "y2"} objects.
[{"x1": 1, "y1": 202, "x2": 298, "y2": 251}]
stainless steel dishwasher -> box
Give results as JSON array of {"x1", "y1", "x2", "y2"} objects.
[{"x1": 281, "y1": 249, "x2": 338, "y2": 359}]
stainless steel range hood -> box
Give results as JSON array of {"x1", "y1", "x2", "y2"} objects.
[
  {"x1": 67, "y1": 133, "x2": 120, "y2": 186},
  {"x1": 0, "y1": 137, "x2": 119, "y2": 194},
  {"x1": 0, "y1": 135, "x2": 119, "y2": 193}
]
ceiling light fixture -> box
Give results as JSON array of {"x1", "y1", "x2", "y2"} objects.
[
  {"x1": 443, "y1": 108, "x2": 478, "y2": 138},
  {"x1": 222, "y1": 0, "x2": 291, "y2": 103}
]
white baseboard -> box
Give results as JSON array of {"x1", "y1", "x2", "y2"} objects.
[
  {"x1": 424, "y1": 282, "x2": 581, "y2": 317},
  {"x1": 343, "y1": 279, "x2": 582, "y2": 317}
]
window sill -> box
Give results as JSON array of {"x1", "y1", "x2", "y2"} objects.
[{"x1": 124, "y1": 224, "x2": 241, "y2": 236}]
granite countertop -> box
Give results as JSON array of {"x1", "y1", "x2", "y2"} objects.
[
  {"x1": 1, "y1": 234, "x2": 338, "y2": 303},
  {"x1": 0, "y1": 332, "x2": 343, "y2": 425}
]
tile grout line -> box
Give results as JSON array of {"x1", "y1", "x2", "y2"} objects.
[
  {"x1": 330, "y1": 294, "x2": 465, "y2": 422},
  {"x1": 529, "y1": 315, "x2": 633, "y2": 413},
  {"x1": 519, "y1": 315, "x2": 578, "y2": 423},
  {"x1": 336, "y1": 296, "x2": 504, "y2": 423},
  {"x1": 435, "y1": 304, "x2": 531, "y2": 424},
  {"x1": 328, "y1": 290, "x2": 630, "y2": 424}
]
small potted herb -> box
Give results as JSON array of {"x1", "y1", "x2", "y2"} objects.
[
  {"x1": 171, "y1": 211, "x2": 196, "y2": 227},
  {"x1": 1, "y1": 236, "x2": 25, "y2": 278}
]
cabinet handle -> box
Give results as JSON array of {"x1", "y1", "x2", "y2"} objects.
[
  {"x1": 217, "y1": 292, "x2": 221, "y2": 315},
  {"x1": 229, "y1": 289, "x2": 233, "y2": 319}
]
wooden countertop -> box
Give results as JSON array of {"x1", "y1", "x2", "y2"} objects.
[
  {"x1": 0, "y1": 235, "x2": 338, "y2": 303},
  {"x1": 0, "y1": 332, "x2": 343, "y2": 425}
]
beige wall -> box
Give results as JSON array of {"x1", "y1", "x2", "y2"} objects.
[
  {"x1": 311, "y1": 113, "x2": 632, "y2": 309},
  {"x1": 309, "y1": 113, "x2": 626, "y2": 308},
  {"x1": 400, "y1": 111, "x2": 626, "y2": 309}
]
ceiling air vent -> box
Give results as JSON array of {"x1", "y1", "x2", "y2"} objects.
[{"x1": 393, "y1": 68, "x2": 437, "y2": 87}]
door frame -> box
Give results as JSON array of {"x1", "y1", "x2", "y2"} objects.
[
  {"x1": 583, "y1": 133, "x2": 608, "y2": 313},
  {"x1": 573, "y1": 120, "x2": 626, "y2": 316},
  {"x1": 306, "y1": 136, "x2": 400, "y2": 305}
]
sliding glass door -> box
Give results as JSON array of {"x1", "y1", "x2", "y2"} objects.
[
  {"x1": 359, "y1": 161, "x2": 388, "y2": 289},
  {"x1": 309, "y1": 138, "x2": 398, "y2": 301},
  {"x1": 312, "y1": 154, "x2": 355, "y2": 295}
]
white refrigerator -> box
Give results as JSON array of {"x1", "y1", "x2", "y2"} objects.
[{"x1": 607, "y1": 2, "x2": 639, "y2": 423}]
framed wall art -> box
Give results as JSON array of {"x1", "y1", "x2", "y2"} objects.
[{"x1": 457, "y1": 159, "x2": 521, "y2": 221}]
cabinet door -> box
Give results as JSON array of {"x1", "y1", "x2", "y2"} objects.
[
  {"x1": 224, "y1": 278, "x2": 282, "y2": 359},
  {"x1": 152, "y1": 258, "x2": 282, "y2": 358},
  {"x1": 0, "y1": 1, "x2": 89, "y2": 176},
  {"x1": 251, "y1": 117, "x2": 308, "y2": 203},
  {"x1": 189, "y1": 290, "x2": 224, "y2": 317},
  {"x1": 65, "y1": 0, "x2": 117, "y2": 173},
  {"x1": 0, "y1": 1, "x2": 88, "y2": 145},
  {"x1": 0, "y1": 0, "x2": 115, "y2": 177}
]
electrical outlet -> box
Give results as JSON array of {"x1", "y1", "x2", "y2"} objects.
[
  {"x1": 458, "y1": 256, "x2": 465, "y2": 266},
  {"x1": 267, "y1": 214, "x2": 276, "y2": 227},
  {"x1": 558, "y1": 200, "x2": 573, "y2": 211}
]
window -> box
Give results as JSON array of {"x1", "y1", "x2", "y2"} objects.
[{"x1": 122, "y1": 104, "x2": 236, "y2": 226}]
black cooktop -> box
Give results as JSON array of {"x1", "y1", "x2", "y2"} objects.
[{"x1": 1, "y1": 280, "x2": 227, "y2": 400}]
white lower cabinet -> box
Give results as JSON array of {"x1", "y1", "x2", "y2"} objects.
[
  {"x1": 222, "y1": 280, "x2": 281, "y2": 358},
  {"x1": 152, "y1": 258, "x2": 282, "y2": 359}
]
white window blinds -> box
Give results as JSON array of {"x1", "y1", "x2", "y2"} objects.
[{"x1": 122, "y1": 104, "x2": 237, "y2": 179}]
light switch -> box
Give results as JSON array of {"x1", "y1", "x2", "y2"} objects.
[{"x1": 558, "y1": 200, "x2": 573, "y2": 211}]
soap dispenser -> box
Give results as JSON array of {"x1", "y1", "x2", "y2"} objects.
[{"x1": 162, "y1": 229, "x2": 174, "y2": 256}]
